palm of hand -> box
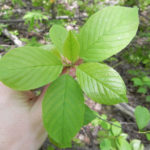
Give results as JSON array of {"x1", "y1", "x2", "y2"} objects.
[{"x1": 0, "y1": 82, "x2": 47, "y2": 150}]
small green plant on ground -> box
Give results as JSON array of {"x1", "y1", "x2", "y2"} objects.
[
  {"x1": 123, "y1": 45, "x2": 150, "y2": 68},
  {"x1": 134, "y1": 106, "x2": 150, "y2": 141},
  {"x1": 0, "y1": 6, "x2": 139, "y2": 148},
  {"x1": 23, "y1": 10, "x2": 48, "y2": 31},
  {"x1": 128, "y1": 70, "x2": 150, "y2": 102},
  {"x1": 12, "y1": 0, "x2": 25, "y2": 6},
  {"x1": 78, "y1": 0, "x2": 101, "y2": 16},
  {"x1": 92, "y1": 114, "x2": 144, "y2": 150},
  {"x1": 21, "y1": 37, "x2": 43, "y2": 47},
  {"x1": 123, "y1": 0, "x2": 150, "y2": 10}
]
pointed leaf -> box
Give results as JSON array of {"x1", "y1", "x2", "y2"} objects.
[
  {"x1": 146, "y1": 133, "x2": 150, "y2": 141},
  {"x1": 116, "y1": 137, "x2": 132, "y2": 150},
  {"x1": 83, "y1": 105, "x2": 97, "y2": 126},
  {"x1": 42, "y1": 74, "x2": 85, "y2": 148},
  {"x1": 50, "y1": 25, "x2": 68, "y2": 52},
  {"x1": 111, "y1": 121, "x2": 122, "y2": 136},
  {"x1": 134, "y1": 106, "x2": 150, "y2": 130},
  {"x1": 100, "y1": 138, "x2": 112, "y2": 150},
  {"x1": 79, "y1": 6, "x2": 139, "y2": 62},
  {"x1": 63, "y1": 30, "x2": 80, "y2": 63},
  {"x1": 0, "y1": 46, "x2": 63, "y2": 90},
  {"x1": 130, "y1": 139, "x2": 144, "y2": 150},
  {"x1": 76, "y1": 63, "x2": 127, "y2": 105}
]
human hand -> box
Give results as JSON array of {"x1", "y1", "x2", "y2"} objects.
[{"x1": 0, "y1": 82, "x2": 48, "y2": 150}]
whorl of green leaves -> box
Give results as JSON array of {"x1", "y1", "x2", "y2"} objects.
[{"x1": 0, "y1": 6, "x2": 139, "y2": 148}]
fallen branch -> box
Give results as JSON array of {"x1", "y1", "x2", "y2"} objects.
[
  {"x1": 0, "y1": 19, "x2": 24, "y2": 23},
  {"x1": 115, "y1": 103, "x2": 135, "y2": 119},
  {"x1": 0, "y1": 15, "x2": 87, "y2": 23},
  {"x1": 2, "y1": 29, "x2": 24, "y2": 47},
  {"x1": 114, "y1": 103, "x2": 150, "y2": 130}
]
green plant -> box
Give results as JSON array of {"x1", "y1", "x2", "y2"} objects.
[
  {"x1": 134, "y1": 106, "x2": 150, "y2": 141},
  {"x1": 32, "y1": 0, "x2": 52, "y2": 10},
  {"x1": 1, "y1": 8, "x2": 13, "y2": 19},
  {"x1": 92, "y1": 114, "x2": 144, "y2": 150},
  {"x1": 23, "y1": 10, "x2": 48, "y2": 31},
  {"x1": 21, "y1": 37, "x2": 43, "y2": 47},
  {"x1": 123, "y1": 0, "x2": 150, "y2": 10},
  {"x1": 131, "y1": 74, "x2": 150, "y2": 102},
  {"x1": 139, "y1": 0, "x2": 150, "y2": 10},
  {"x1": 78, "y1": 0, "x2": 101, "y2": 16},
  {"x1": 0, "y1": 6, "x2": 139, "y2": 148},
  {"x1": 123, "y1": 45, "x2": 150, "y2": 68},
  {"x1": 12, "y1": 0, "x2": 25, "y2": 6},
  {"x1": 9, "y1": 30, "x2": 19, "y2": 36}
]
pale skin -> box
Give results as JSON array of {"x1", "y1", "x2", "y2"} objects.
[{"x1": 0, "y1": 82, "x2": 48, "y2": 150}]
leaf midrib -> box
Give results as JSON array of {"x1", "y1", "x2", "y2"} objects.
[{"x1": 61, "y1": 75, "x2": 68, "y2": 144}]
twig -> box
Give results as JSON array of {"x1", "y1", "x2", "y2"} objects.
[
  {"x1": 0, "y1": 44, "x2": 12, "y2": 47},
  {"x1": 0, "y1": 15, "x2": 88, "y2": 24},
  {"x1": 97, "y1": 115, "x2": 122, "y2": 128},
  {"x1": 140, "y1": 13, "x2": 150, "y2": 21},
  {"x1": 112, "y1": 61, "x2": 124, "y2": 68},
  {"x1": 2, "y1": 29, "x2": 24, "y2": 47}
]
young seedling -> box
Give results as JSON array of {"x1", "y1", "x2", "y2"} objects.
[
  {"x1": 92, "y1": 115, "x2": 144, "y2": 150},
  {"x1": 0, "y1": 6, "x2": 139, "y2": 148}
]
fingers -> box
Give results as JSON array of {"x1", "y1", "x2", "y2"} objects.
[
  {"x1": 0, "y1": 82, "x2": 36, "y2": 107},
  {"x1": 30, "y1": 85, "x2": 49, "y2": 149},
  {"x1": 30, "y1": 84, "x2": 49, "y2": 121}
]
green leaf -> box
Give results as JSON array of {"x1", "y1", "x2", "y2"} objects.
[
  {"x1": 146, "y1": 133, "x2": 150, "y2": 141},
  {"x1": 146, "y1": 96, "x2": 150, "y2": 102},
  {"x1": 131, "y1": 78, "x2": 143, "y2": 86},
  {"x1": 142, "y1": 76, "x2": 150, "y2": 87},
  {"x1": 111, "y1": 121, "x2": 122, "y2": 136},
  {"x1": 120, "y1": 133, "x2": 128, "y2": 139},
  {"x1": 42, "y1": 74, "x2": 85, "y2": 148},
  {"x1": 101, "y1": 121, "x2": 111, "y2": 130},
  {"x1": 99, "y1": 114, "x2": 111, "y2": 130},
  {"x1": 63, "y1": 30, "x2": 80, "y2": 63},
  {"x1": 47, "y1": 146, "x2": 55, "y2": 150},
  {"x1": 98, "y1": 130, "x2": 108, "y2": 139},
  {"x1": 39, "y1": 44, "x2": 55, "y2": 51},
  {"x1": 134, "y1": 106, "x2": 150, "y2": 130},
  {"x1": 130, "y1": 139, "x2": 144, "y2": 150},
  {"x1": 76, "y1": 62, "x2": 127, "y2": 105},
  {"x1": 0, "y1": 46, "x2": 63, "y2": 90},
  {"x1": 50, "y1": 25, "x2": 68, "y2": 52},
  {"x1": 100, "y1": 138, "x2": 112, "y2": 150},
  {"x1": 48, "y1": 136, "x2": 62, "y2": 148},
  {"x1": 79, "y1": 6, "x2": 139, "y2": 62},
  {"x1": 137, "y1": 87, "x2": 147, "y2": 94},
  {"x1": 39, "y1": 44, "x2": 61, "y2": 59},
  {"x1": 83, "y1": 105, "x2": 97, "y2": 126},
  {"x1": 91, "y1": 118, "x2": 101, "y2": 126},
  {"x1": 116, "y1": 137, "x2": 132, "y2": 150}
]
